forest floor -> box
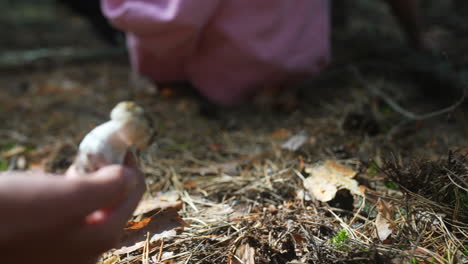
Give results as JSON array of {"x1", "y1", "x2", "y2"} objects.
[{"x1": 0, "y1": 1, "x2": 467, "y2": 263}]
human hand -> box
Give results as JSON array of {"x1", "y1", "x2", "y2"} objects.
[{"x1": 0, "y1": 158, "x2": 145, "y2": 264}]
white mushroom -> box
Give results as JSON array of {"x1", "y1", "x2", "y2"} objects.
[{"x1": 73, "y1": 101, "x2": 154, "y2": 174}]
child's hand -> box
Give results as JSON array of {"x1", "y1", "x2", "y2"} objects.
[{"x1": 0, "y1": 163, "x2": 145, "y2": 264}]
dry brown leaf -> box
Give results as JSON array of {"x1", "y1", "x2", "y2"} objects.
[
  {"x1": 303, "y1": 160, "x2": 363, "y2": 202},
  {"x1": 231, "y1": 243, "x2": 255, "y2": 264},
  {"x1": 117, "y1": 208, "x2": 185, "y2": 250},
  {"x1": 271, "y1": 128, "x2": 291, "y2": 140},
  {"x1": 291, "y1": 233, "x2": 306, "y2": 258},
  {"x1": 133, "y1": 192, "x2": 182, "y2": 217},
  {"x1": 114, "y1": 230, "x2": 177, "y2": 255},
  {"x1": 111, "y1": 192, "x2": 186, "y2": 254},
  {"x1": 375, "y1": 199, "x2": 395, "y2": 242},
  {"x1": 125, "y1": 217, "x2": 152, "y2": 230}
]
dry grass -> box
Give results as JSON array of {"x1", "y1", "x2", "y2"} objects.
[{"x1": 116, "y1": 150, "x2": 466, "y2": 264}]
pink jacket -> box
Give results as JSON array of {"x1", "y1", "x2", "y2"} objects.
[{"x1": 101, "y1": 0, "x2": 330, "y2": 105}]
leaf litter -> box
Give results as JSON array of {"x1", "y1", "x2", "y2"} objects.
[
  {"x1": 2, "y1": 64, "x2": 467, "y2": 263},
  {"x1": 303, "y1": 160, "x2": 364, "y2": 202}
]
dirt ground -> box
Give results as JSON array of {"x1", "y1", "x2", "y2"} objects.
[{"x1": 0, "y1": 1, "x2": 467, "y2": 263}]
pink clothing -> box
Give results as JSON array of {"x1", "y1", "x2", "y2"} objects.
[{"x1": 101, "y1": 0, "x2": 330, "y2": 105}]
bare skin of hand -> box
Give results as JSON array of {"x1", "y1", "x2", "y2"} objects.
[{"x1": 0, "y1": 157, "x2": 145, "y2": 264}]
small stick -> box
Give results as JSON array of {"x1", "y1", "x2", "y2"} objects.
[{"x1": 157, "y1": 238, "x2": 164, "y2": 263}]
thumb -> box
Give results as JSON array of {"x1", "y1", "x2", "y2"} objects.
[{"x1": 63, "y1": 165, "x2": 141, "y2": 222}]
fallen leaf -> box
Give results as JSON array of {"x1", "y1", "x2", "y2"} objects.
[
  {"x1": 133, "y1": 192, "x2": 182, "y2": 217},
  {"x1": 125, "y1": 217, "x2": 152, "y2": 230},
  {"x1": 231, "y1": 243, "x2": 255, "y2": 264},
  {"x1": 375, "y1": 199, "x2": 394, "y2": 242},
  {"x1": 292, "y1": 233, "x2": 305, "y2": 245},
  {"x1": 291, "y1": 233, "x2": 305, "y2": 258},
  {"x1": 114, "y1": 230, "x2": 177, "y2": 255},
  {"x1": 281, "y1": 131, "x2": 308, "y2": 151},
  {"x1": 303, "y1": 160, "x2": 363, "y2": 202},
  {"x1": 305, "y1": 180, "x2": 337, "y2": 202},
  {"x1": 110, "y1": 192, "x2": 186, "y2": 254},
  {"x1": 271, "y1": 128, "x2": 291, "y2": 140},
  {"x1": 305, "y1": 160, "x2": 356, "y2": 178},
  {"x1": 117, "y1": 208, "x2": 185, "y2": 250}
]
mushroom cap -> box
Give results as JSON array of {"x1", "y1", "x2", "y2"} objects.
[
  {"x1": 110, "y1": 101, "x2": 155, "y2": 149},
  {"x1": 110, "y1": 101, "x2": 145, "y2": 121}
]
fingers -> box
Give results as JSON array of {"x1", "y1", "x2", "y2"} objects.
[
  {"x1": 69, "y1": 167, "x2": 145, "y2": 253},
  {"x1": 0, "y1": 166, "x2": 141, "y2": 242},
  {"x1": 101, "y1": 168, "x2": 145, "y2": 230},
  {"x1": 0, "y1": 164, "x2": 145, "y2": 260},
  {"x1": 63, "y1": 165, "x2": 142, "y2": 221}
]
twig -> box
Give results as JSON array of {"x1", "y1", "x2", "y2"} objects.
[
  {"x1": 142, "y1": 232, "x2": 150, "y2": 264},
  {"x1": 445, "y1": 171, "x2": 468, "y2": 192},
  {"x1": 157, "y1": 238, "x2": 164, "y2": 263},
  {"x1": 351, "y1": 67, "x2": 466, "y2": 121},
  {"x1": 444, "y1": 167, "x2": 468, "y2": 190}
]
